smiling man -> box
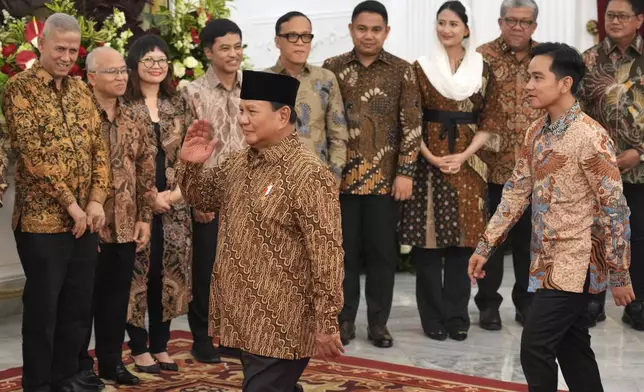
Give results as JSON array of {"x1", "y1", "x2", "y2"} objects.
[
  {"x1": 469, "y1": 42, "x2": 633, "y2": 392},
  {"x1": 182, "y1": 18, "x2": 247, "y2": 364},
  {"x1": 1, "y1": 13, "x2": 109, "y2": 392},
  {"x1": 580, "y1": 0, "x2": 644, "y2": 331},
  {"x1": 177, "y1": 70, "x2": 344, "y2": 392},
  {"x1": 267, "y1": 11, "x2": 348, "y2": 184},
  {"x1": 322, "y1": 0, "x2": 422, "y2": 349}
]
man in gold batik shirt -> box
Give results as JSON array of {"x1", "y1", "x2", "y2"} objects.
[
  {"x1": 1, "y1": 13, "x2": 109, "y2": 392},
  {"x1": 178, "y1": 70, "x2": 344, "y2": 392}
]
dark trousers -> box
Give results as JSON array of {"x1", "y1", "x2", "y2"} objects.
[
  {"x1": 521, "y1": 289, "x2": 603, "y2": 392},
  {"x1": 412, "y1": 246, "x2": 471, "y2": 333},
  {"x1": 240, "y1": 351, "x2": 309, "y2": 392},
  {"x1": 339, "y1": 194, "x2": 399, "y2": 327},
  {"x1": 15, "y1": 228, "x2": 98, "y2": 392},
  {"x1": 475, "y1": 183, "x2": 533, "y2": 312},
  {"x1": 79, "y1": 242, "x2": 137, "y2": 371},
  {"x1": 188, "y1": 216, "x2": 219, "y2": 345},
  {"x1": 591, "y1": 183, "x2": 644, "y2": 307},
  {"x1": 126, "y1": 215, "x2": 171, "y2": 355}
]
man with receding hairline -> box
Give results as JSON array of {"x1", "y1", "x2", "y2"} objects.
[
  {"x1": 75, "y1": 46, "x2": 155, "y2": 388},
  {"x1": 2, "y1": 12, "x2": 109, "y2": 392}
]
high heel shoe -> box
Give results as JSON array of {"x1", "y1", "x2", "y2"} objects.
[
  {"x1": 133, "y1": 362, "x2": 161, "y2": 374},
  {"x1": 157, "y1": 362, "x2": 179, "y2": 371}
]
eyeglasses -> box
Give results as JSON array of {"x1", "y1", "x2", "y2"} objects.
[
  {"x1": 502, "y1": 17, "x2": 535, "y2": 29},
  {"x1": 606, "y1": 12, "x2": 636, "y2": 23},
  {"x1": 277, "y1": 33, "x2": 314, "y2": 43},
  {"x1": 140, "y1": 58, "x2": 170, "y2": 69},
  {"x1": 88, "y1": 68, "x2": 131, "y2": 78}
]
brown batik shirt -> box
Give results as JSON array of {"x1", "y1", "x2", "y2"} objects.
[
  {"x1": 177, "y1": 134, "x2": 344, "y2": 360},
  {"x1": 0, "y1": 122, "x2": 8, "y2": 206},
  {"x1": 323, "y1": 50, "x2": 422, "y2": 195},
  {"x1": 580, "y1": 35, "x2": 644, "y2": 184},
  {"x1": 477, "y1": 37, "x2": 544, "y2": 185},
  {"x1": 98, "y1": 97, "x2": 156, "y2": 244},
  {"x1": 2, "y1": 61, "x2": 109, "y2": 233}
]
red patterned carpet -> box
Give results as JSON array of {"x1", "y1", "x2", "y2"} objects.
[{"x1": 0, "y1": 330, "x2": 532, "y2": 391}]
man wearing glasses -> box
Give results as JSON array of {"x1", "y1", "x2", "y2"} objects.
[
  {"x1": 580, "y1": 0, "x2": 644, "y2": 331},
  {"x1": 77, "y1": 46, "x2": 156, "y2": 388},
  {"x1": 474, "y1": 0, "x2": 543, "y2": 332},
  {"x1": 267, "y1": 11, "x2": 348, "y2": 184}
]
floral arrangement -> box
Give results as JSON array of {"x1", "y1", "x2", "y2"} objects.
[
  {"x1": 143, "y1": 0, "x2": 236, "y2": 89},
  {"x1": 0, "y1": 0, "x2": 131, "y2": 86}
]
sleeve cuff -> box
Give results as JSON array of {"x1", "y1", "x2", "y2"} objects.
[
  {"x1": 57, "y1": 190, "x2": 77, "y2": 209},
  {"x1": 610, "y1": 270, "x2": 632, "y2": 288},
  {"x1": 396, "y1": 161, "x2": 417, "y2": 178},
  {"x1": 475, "y1": 238, "x2": 494, "y2": 259},
  {"x1": 89, "y1": 189, "x2": 107, "y2": 205},
  {"x1": 316, "y1": 314, "x2": 340, "y2": 335}
]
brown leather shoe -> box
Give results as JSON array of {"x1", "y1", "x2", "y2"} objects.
[
  {"x1": 367, "y1": 325, "x2": 393, "y2": 348},
  {"x1": 339, "y1": 320, "x2": 356, "y2": 345}
]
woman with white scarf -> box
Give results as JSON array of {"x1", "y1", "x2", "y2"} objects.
[{"x1": 400, "y1": 0, "x2": 495, "y2": 342}]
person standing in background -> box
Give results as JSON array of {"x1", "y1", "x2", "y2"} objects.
[
  {"x1": 182, "y1": 18, "x2": 246, "y2": 364},
  {"x1": 268, "y1": 11, "x2": 348, "y2": 183},
  {"x1": 580, "y1": 0, "x2": 644, "y2": 330},
  {"x1": 474, "y1": 0, "x2": 543, "y2": 331},
  {"x1": 2, "y1": 13, "x2": 109, "y2": 392},
  {"x1": 323, "y1": 0, "x2": 422, "y2": 349}
]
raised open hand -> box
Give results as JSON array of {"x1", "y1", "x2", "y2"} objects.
[{"x1": 181, "y1": 120, "x2": 218, "y2": 163}]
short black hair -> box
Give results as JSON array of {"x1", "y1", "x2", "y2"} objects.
[
  {"x1": 437, "y1": 1, "x2": 470, "y2": 37},
  {"x1": 200, "y1": 18, "x2": 242, "y2": 50},
  {"x1": 270, "y1": 102, "x2": 297, "y2": 125},
  {"x1": 607, "y1": 0, "x2": 644, "y2": 15},
  {"x1": 275, "y1": 11, "x2": 312, "y2": 35},
  {"x1": 530, "y1": 42, "x2": 586, "y2": 95},
  {"x1": 352, "y1": 0, "x2": 388, "y2": 24}
]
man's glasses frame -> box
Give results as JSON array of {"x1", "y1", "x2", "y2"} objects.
[
  {"x1": 501, "y1": 17, "x2": 535, "y2": 29},
  {"x1": 277, "y1": 33, "x2": 315, "y2": 43},
  {"x1": 88, "y1": 68, "x2": 131, "y2": 78},
  {"x1": 605, "y1": 12, "x2": 637, "y2": 23}
]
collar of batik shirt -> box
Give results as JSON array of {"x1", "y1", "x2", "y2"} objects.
[
  {"x1": 344, "y1": 48, "x2": 393, "y2": 65},
  {"x1": 272, "y1": 58, "x2": 312, "y2": 76},
  {"x1": 603, "y1": 34, "x2": 644, "y2": 56},
  {"x1": 205, "y1": 66, "x2": 242, "y2": 91},
  {"x1": 31, "y1": 60, "x2": 71, "y2": 90},
  {"x1": 543, "y1": 101, "x2": 582, "y2": 136},
  {"x1": 496, "y1": 36, "x2": 538, "y2": 54},
  {"x1": 247, "y1": 132, "x2": 300, "y2": 165}
]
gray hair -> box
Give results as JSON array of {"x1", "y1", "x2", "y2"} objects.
[
  {"x1": 42, "y1": 13, "x2": 80, "y2": 38},
  {"x1": 86, "y1": 46, "x2": 122, "y2": 72},
  {"x1": 500, "y1": 0, "x2": 539, "y2": 20}
]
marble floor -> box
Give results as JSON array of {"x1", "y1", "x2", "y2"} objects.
[{"x1": 1, "y1": 269, "x2": 643, "y2": 392}]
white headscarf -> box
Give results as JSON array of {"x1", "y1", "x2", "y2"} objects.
[{"x1": 417, "y1": 2, "x2": 483, "y2": 101}]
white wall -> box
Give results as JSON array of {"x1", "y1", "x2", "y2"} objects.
[{"x1": 225, "y1": 0, "x2": 599, "y2": 69}]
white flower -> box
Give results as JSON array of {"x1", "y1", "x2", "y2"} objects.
[
  {"x1": 183, "y1": 56, "x2": 199, "y2": 69},
  {"x1": 119, "y1": 30, "x2": 132, "y2": 41},
  {"x1": 197, "y1": 12, "x2": 208, "y2": 28},
  {"x1": 177, "y1": 79, "x2": 191, "y2": 90},
  {"x1": 113, "y1": 10, "x2": 126, "y2": 28},
  {"x1": 173, "y1": 61, "x2": 186, "y2": 78}
]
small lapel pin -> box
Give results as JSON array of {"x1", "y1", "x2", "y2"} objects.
[{"x1": 263, "y1": 184, "x2": 273, "y2": 197}]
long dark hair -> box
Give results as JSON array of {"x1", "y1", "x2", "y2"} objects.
[{"x1": 124, "y1": 34, "x2": 176, "y2": 101}]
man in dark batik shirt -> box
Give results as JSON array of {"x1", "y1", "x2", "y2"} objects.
[{"x1": 580, "y1": 0, "x2": 644, "y2": 330}]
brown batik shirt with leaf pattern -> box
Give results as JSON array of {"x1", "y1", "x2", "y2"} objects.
[
  {"x1": 97, "y1": 97, "x2": 156, "y2": 244},
  {"x1": 323, "y1": 50, "x2": 422, "y2": 195},
  {"x1": 178, "y1": 134, "x2": 344, "y2": 360},
  {"x1": 1, "y1": 61, "x2": 109, "y2": 233},
  {"x1": 476, "y1": 37, "x2": 544, "y2": 185}
]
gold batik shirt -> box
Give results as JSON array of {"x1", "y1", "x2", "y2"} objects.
[
  {"x1": 477, "y1": 37, "x2": 544, "y2": 184},
  {"x1": 98, "y1": 97, "x2": 156, "y2": 244},
  {"x1": 178, "y1": 134, "x2": 344, "y2": 360},
  {"x1": 267, "y1": 60, "x2": 348, "y2": 182},
  {"x1": 1, "y1": 61, "x2": 109, "y2": 233},
  {"x1": 323, "y1": 50, "x2": 422, "y2": 194}
]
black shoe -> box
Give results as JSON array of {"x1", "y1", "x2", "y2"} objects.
[
  {"x1": 587, "y1": 301, "x2": 606, "y2": 328},
  {"x1": 158, "y1": 362, "x2": 179, "y2": 372},
  {"x1": 426, "y1": 328, "x2": 447, "y2": 341},
  {"x1": 448, "y1": 330, "x2": 468, "y2": 341},
  {"x1": 51, "y1": 383, "x2": 75, "y2": 392},
  {"x1": 479, "y1": 308, "x2": 502, "y2": 331},
  {"x1": 99, "y1": 363, "x2": 140, "y2": 386},
  {"x1": 339, "y1": 320, "x2": 356, "y2": 345},
  {"x1": 367, "y1": 325, "x2": 393, "y2": 348},
  {"x1": 74, "y1": 370, "x2": 105, "y2": 390},
  {"x1": 133, "y1": 360, "x2": 161, "y2": 374},
  {"x1": 623, "y1": 301, "x2": 644, "y2": 331},
  {"x1": 191, "y1": 343, "x2": 221, "y2": 364},
  {"x1": 218, "y1": 345, "x2": 242, "y2": 358}
]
